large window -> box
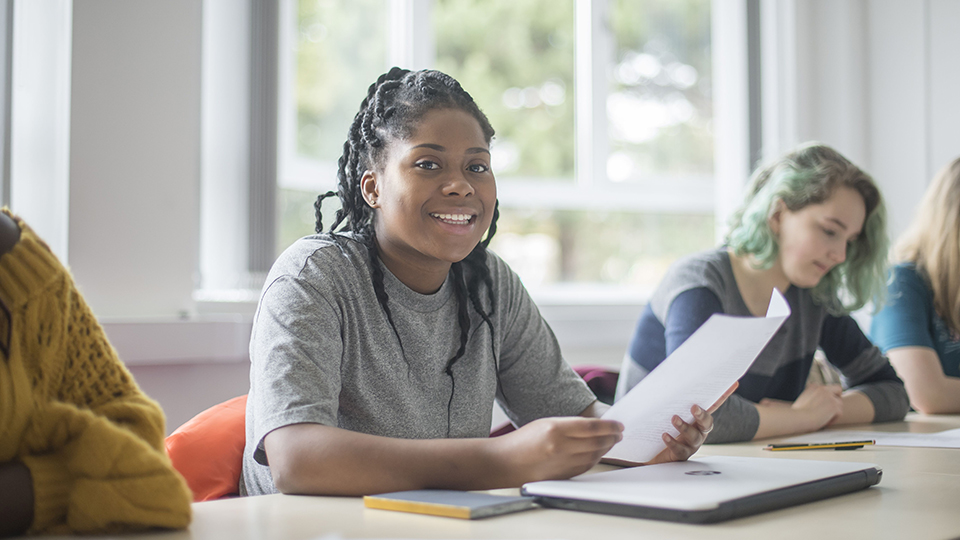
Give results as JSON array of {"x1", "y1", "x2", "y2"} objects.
[
  {"x1": 279, "y1": 0, "x2": 715, "y2": 298},
  {"x1": 608, "y1": 0, "x2": 713, "y2": 181},
  {"x1": 277, "y1": 0, "x2": 388, "y2": 249}
]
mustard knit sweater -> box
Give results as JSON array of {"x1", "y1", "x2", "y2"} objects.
[{"x1": 0, "y1": 210, "x2": 192, "y2": 534}]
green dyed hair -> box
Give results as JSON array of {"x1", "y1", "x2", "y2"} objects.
[{"x1": 725, "y1": 142, "x2": 889, "y2": 315}]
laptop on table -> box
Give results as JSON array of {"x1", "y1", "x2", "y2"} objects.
[{"x1": 521, "y1": 456, "x2": 881, "y2": 524}]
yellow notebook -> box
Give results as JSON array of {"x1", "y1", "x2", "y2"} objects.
[{"x1": 363, "y1": 490, "x2": 538, "y2": 519}]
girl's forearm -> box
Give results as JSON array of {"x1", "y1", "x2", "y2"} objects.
[
  {"x1": 831, "y1": 391, "x2": 875, "y2": 425},
  {"x1": 906, "y1": 376, "x2": 960, "y2": 414},
  {"x1": 754, "y1": 405, "x2": 823, "y2": 440},
  {"x1": 889, "y1": 348, "x2": 960, "y2": 414},
  {"x1": 264, "y1": 424, "x2": 511, "y2": 496},
  {"x1": 925, "y1": 377, "x2": 960, "y2": 413}
]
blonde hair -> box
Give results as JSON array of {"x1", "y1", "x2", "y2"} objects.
[{"x1": 896, "y1": 157, "x2": 960, "y2": 335}]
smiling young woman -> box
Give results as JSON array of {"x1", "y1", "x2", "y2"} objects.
[
  {"x1": 616, "y1": 143, "x2": 909, "y2": 443},
  {"x1": 0, "y1": 209, "x2": 191, "y2": 536},
  {"x1": 239, "y1": 68, "x2": 732, "y2": 498},
  {"x1": 361, "y1": 107, "x2": 497, "y2": 294}
]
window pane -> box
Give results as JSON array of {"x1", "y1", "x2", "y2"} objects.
[
  {"x1": 489, "y1": 209, "x2": 714, "y2": 293},
  {"x1": 434, "y1": 0, "x2": 575, "y2": 182},
  {"x1": 278, "y1": 0, "x2": 716, "y2": 295},
  {"x1": 607, "y1": 0, "x2": 713, "y2": 182},
  {"x1": 280, "y1": 0, "x2": 388, "y2": 255},
  {"x1": 278, "y1": 187, "x2": 342, "y2": 254},
  {"x1": 295, "y1": 0, "x2": 387, "y2": 164},
  {"x1": 487, "y1": 0, "x2": 715, "y2": 293}
]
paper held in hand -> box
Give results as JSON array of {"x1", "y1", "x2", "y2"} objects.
[{"x1": 602, "y1": 288, "x2": 791, "y2": 464}]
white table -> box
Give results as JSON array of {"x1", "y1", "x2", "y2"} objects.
[{"x1": 40, "y1": 414, "x2": 960, "y2": 540}]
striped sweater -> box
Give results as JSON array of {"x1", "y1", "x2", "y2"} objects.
[{"x1": 616, "y1": 248, "x2": 909, "y2": 443}]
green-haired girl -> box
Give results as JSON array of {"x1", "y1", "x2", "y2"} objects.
[{"x1": 616, "y1": 143, "x2": 908, "y2": 442}]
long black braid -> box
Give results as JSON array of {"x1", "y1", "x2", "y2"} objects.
[{"x1": 314, "y1": 68, "x2": 502, "y2": 436}]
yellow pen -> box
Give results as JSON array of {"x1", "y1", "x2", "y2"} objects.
[{"x1": 764, "y1": 440, "x2": 876, "y2": 451}]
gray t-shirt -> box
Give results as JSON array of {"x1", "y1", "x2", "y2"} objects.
[{"x1": 240, "y1": 233, "x2": 595, "y2": 495}]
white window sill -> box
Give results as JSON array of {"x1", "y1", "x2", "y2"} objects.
[
  {"x1": 101, "y1": 315, "x2": 252, "y2": 367},
  {"x1": 104, "y1": 286, "x2": 647, "y2": 367}
]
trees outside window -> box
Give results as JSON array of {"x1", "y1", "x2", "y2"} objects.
[{"x1": 280, "y1": 0, "x2": 714, "y2": 296}]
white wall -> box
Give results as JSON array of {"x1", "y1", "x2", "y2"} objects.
[
  {"x1": 766, "y1": 0, "x2": 960, "y2": 241},
  {"x1": 927, "y1": 0, "x2": 960, "y2": 185},
  {"x1": 103, "y1": 317, "x2": 252, "y2": 431},
  {"x1": 68, "y1": 0, "x2": 202, "y2": 320},
  {"x1": 865, "y1": 1, "x2": 930, "y2": 239},
  {"x1": 795, "y1": 0, "x2": 870, "y2": 166},
  {"x1": 129, "y1": 362, "x2": 251, "y2": 434},
  {"x1": 58, "y1": 1, "x2": 240, "y2": 432}
]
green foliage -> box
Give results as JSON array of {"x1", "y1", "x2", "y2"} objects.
[
  {"x1": 609, "y1": 0, "x2": 713, "y2": 176},
  {"x1": 296, "y1": 0, "x2": 388, "y2": 161},
  {"x1": 435, "y1": 0, "x2": 576, "y2": 179},
  {"x1": 491, "y1": 208, "x2": 714, "y2": 287}
]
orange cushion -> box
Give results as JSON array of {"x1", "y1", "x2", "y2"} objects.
[{"x1": 165, "y1": 395, "x2": 247, "y2": 502}]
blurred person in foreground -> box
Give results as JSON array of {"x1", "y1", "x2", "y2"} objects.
[{"x1": 0, "y1": 208, "x2": 191, "y2": 536}]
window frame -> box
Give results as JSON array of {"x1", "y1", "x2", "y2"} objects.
[
  {"x1": 278, "y1": 0, "x2": 720, "y2": 213},
  {"x1": 205, "y1": 0, "x2": 752, "y2": 305}
]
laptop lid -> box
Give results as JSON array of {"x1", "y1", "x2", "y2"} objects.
[{"x1": 521, "y1": 456, "x2": 881, "y2": 524}]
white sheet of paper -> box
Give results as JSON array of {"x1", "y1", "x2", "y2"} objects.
[
  {"x1": 778, "y1": 428, "x2": 960, "y2": 449},
  {"x1": 602, "y1": 288, "x2": 791, "y2": 464}
]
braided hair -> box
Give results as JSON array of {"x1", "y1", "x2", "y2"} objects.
[{"x1": 314, "y1": 68, "x2": 501, "y2": 435}]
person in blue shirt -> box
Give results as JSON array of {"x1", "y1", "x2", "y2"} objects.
[
  {"x1": 870, "y1": 157, "x2": 960, "y2": 414},
  {"x1": 617, "y1": 143, "x2": 909, "y2": 443}
]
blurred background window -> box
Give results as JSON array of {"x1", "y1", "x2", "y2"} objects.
[
  {"x1": 435, "y1": 0, "x2": 576, "y2": 183},
  {"x1": 608, "y1": 0, "x2": 713, "y2": 182},
  {"x1": 280, "y1": 0, "x2": 714, "y2": 300},
  {"x1": 277, "y1": 0, "x2": 388, "y2": 251}
]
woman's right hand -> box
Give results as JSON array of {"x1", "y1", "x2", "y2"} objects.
[
  {"x1": 790, "y1": 384, "x2": 843, "y2": 430},
  {"x1": 491, "y1": 417, "x2": 623, "y2": 484}
]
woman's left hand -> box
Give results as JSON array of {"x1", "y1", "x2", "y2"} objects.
[{"x1": 644, "y1": 382, "x2": 737, "y2": 465}]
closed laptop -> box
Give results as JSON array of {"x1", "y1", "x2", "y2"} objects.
[{"x1": 521, "y1": 455, "x2": 881, "y2": 524}]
